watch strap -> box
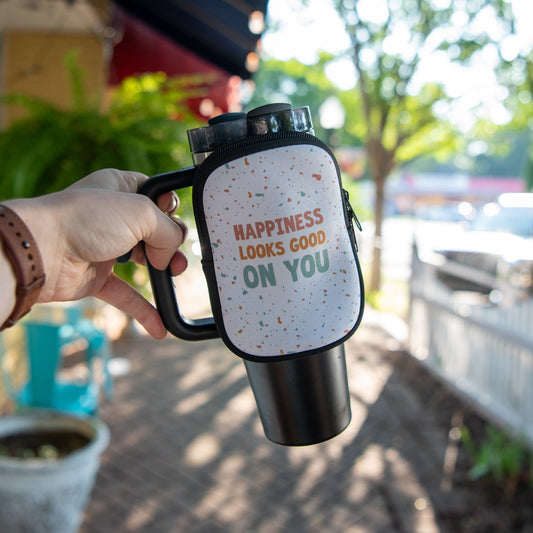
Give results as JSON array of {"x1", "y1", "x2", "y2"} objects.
[{"x1": 0, "y1": 204, "x2": 46, "y2": 330}]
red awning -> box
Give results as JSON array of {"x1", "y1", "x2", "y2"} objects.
[{"x1": 110, "y1": 9, "x2": 243, "y2": 116}]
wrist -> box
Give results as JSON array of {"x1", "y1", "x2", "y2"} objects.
[
  {"x1": 2, "y1": 197, "x2": 61, "y2": 305},
  {"x1": 0, "y1": 239, "x2": 17, "y2": 324},
  {"x1": 0, "y1": 203, "x2": 46, "y2": 330}
]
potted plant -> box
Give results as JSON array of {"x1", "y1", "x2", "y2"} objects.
[{"x1": 0, "y1": 410, "x2": 109, "y2": 533}]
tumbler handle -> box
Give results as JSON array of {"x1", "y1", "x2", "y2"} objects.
[{"x1": 139, "y1": 168, "x2": 219, "y2": 341}]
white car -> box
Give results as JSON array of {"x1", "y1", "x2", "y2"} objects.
[{"x1": 430, "y1": 194, "x2": 533, "y2": 294}]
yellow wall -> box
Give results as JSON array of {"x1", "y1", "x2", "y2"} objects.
[
  {"x1": 0, "y1": 27, "x2": 108, "y2": 411},
  {"x1": 1, "y1": 31, "x2": 107, "y2": 127}
]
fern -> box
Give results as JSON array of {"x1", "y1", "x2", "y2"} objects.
[
  {"x1": 0, "y1": 54, "x2": 212, "y2": 298},
  {"x1": 0, "y1": 54, "x2": 203, "y2": 201}
]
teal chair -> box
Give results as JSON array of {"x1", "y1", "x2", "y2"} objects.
[{"x1": 1, "y1": 315, "x2": 113, "y2": 416}]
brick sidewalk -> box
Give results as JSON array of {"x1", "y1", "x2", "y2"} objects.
[{"x1": 80, "y1": 312, "x2": 466, "y2": 533}]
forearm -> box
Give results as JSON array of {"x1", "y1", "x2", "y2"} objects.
[{"x1": 0, "y1": 169, "x2": 186, "y2": 337}]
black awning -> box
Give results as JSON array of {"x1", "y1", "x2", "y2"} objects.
[{"x1": 112, "y1": 0, "x2": 268, "y2": 79}]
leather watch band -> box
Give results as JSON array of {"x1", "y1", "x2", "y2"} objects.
[{"x1": 0, "y1": 204, "x2": 46, "y2": 330}]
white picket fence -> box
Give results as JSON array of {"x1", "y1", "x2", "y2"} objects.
[{"x1": 408, "y1": 244, "x2": 533, "y2": 448}]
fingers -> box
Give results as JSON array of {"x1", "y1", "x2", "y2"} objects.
[
  {"x1": 157, "y1": 191, "x2": 179, "y2": 215},
  {"x1": 171, "y1": 216, "x2": 188, "y2": 241},
  {"x1": 169, "y1": 249, "x2": 188, "y2": 276},
  {"x1": 138, "y1": 202, "x2": 188, "y2": 270},
  {"x1": 129, "y1": 246, "x2": 188, "y2": 276},
  {"x1": 96, "y1": 273, "x2": 167, "y2": 339},
  {"x1": 69, "y1": 169, "x2": 150, "y2": 193}
]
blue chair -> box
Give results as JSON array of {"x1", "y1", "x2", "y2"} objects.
[{"x1": 1, "y1": 312, "x2": 113, "y2": 416}]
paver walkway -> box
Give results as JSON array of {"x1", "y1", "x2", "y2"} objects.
[{"x1": 80, "y1": 310, "x2": 466, "y2": 533}]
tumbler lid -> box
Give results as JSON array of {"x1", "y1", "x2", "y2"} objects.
[
  {"x1": 187, "y1": 112, "x2": 247, "y2": 165},
  {"x1": 208, "y1": 112, "x2": 246, "y2": 126},
  {"x1": 188, "y1": 112, "x2": 247, "y2": 154},
  {"x1": 247, "y1": 103, "x2": 314, "y2": 136}
]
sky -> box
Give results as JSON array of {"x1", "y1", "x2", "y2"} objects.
[{"x1": 260, "y1": 0, "x2": 533, "y2": 131}]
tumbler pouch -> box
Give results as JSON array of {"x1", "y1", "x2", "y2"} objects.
[{"x1": 193, "y1": 132, "x2": 364, "y2": 361}]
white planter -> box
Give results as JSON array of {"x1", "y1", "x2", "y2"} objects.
[{"x1": 0, "y1": 410, "x2": 109, "y2": 533}]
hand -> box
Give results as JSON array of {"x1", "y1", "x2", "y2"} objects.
[{"x1": 5, "y1": 169, "x2": 188, "y2": 338}]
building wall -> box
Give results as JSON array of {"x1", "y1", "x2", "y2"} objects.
[{"x1": 1, "y1": 31, "x2": 107, "y2": 128}]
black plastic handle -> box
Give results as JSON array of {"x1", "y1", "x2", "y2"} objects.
[{"x1": 139, "y1": 167, "x2": 219, "y2": 341}]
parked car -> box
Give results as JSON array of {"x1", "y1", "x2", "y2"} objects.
[{"x1": 428, "y1": 194, "x2": 533, "y2": 295}]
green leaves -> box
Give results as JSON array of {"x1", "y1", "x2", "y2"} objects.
[
  {"x1": 462, "y1": 425, "x2": 532, "y2": 486},
  {"x1": 0, "y1": 55, "x2": 203, "y2": 201}
]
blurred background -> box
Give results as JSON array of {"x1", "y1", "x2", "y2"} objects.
[{"x1": 1, "y1": 1, "x2": 533, "y2": 531}]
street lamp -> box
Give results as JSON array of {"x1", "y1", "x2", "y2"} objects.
[{"x1": 319, "y1": 96, "x2": 346, "y2": 147}]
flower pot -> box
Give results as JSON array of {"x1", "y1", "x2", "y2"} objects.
[{"x1": 0, "y1": 410, "x2": 109, "y2": 533}]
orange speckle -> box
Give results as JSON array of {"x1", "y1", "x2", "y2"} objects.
[
  {"x1": 244, "y1": 157, "x2": 250, "y2": 166},
  {"x1": 312, "y1": 174, "x2": 322, "y2": 181},
  {"x1": 237, "y1": 329, "x2": 243, "y2": 334},
  {"x1": 277, "y1": 316, "x2": 282, "y2": 325},
  {"x1": 248, "y1": 191, "x2": 252, "y2": 198}
]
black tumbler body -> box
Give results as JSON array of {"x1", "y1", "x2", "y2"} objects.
[
  {"x1": 244, "y1": 344, "x2": 351, "y2": 446},
  {"x1": 144, "y1": 103, "x2": 359, "y2": 446}
]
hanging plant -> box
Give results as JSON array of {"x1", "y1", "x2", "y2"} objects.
[
  {"x1": 0, "y1": 51, "x2": 205, "y2": 201},
  {"x1": 0, "y1": 51, "x2": 208, "y2": 312}
]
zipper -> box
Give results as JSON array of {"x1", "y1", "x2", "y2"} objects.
[
  {"x1": 196, "y1": 131, "x2": 363, "y2": 253},
  {"x1": 197, "y1": 131, "x2": 322, "y2": 176},
  {"x1": 343, "y1": 189, "x2": 362, "y2": 252}
]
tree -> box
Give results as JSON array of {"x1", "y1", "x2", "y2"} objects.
[
  {"x1": 247, "y1": 53, "x2": 362, "y2": 147},
  {"x1": 330, "y1": 0, "x2": 515, "y2": 291},
  {"x1": 496, "y1": 50, "x2": 533, "y2": 192}
]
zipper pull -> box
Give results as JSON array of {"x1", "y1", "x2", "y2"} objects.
[{"x1": 343, "y1": 189, "x2": 362, "y2": 251}]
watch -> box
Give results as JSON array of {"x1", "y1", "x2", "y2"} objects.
[{"x1": 0, "y1": 204, "x2": 46, "y2": 330}]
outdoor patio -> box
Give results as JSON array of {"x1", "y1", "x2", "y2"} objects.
[{"x1": 79, "y1": 309, "x2": 471, "y2": 533}]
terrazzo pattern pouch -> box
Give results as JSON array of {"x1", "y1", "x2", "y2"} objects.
[{"x1": 193, "y1": 132, "x2": 364, "y2": 361}]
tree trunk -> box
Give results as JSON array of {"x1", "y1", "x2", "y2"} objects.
[
  {"x1": 366, "y1": 138, "x2": 394, "y2": 293},
  {"x1": 370, "y1": 174, "x2": 385, "y2": 292}
]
